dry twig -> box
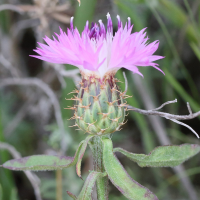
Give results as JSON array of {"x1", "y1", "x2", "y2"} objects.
[
  {"x1": 0, "y1": 54, "x2": 19, "y2": 77},
  {"x1": 51, "y1": 64, "x2": 80, "y2": 88},
  {"x1": 4, "y1": 100, "x2": 30, "y2": 136},
  {"x1": 126, "y1": 101, "x2": 200, "y2": 121},
  {"x1": 11, "y1": 19, "x2": 40, "y2": 38},
  {"x1": 0, "y1": 4, "x2": 24, "y2": 14},
  {"x1": 126, "y1": 101, "x2": 200, "y2": 138},
  {"x1": 0, "y1": 78, "x2": 67, "y2": 152},
  {"x1": 17, "y1": 0, "x2": 71, "y2": 33},
  {"x1": 151, "y1": 99, "x2": 177, "y2": 111}
]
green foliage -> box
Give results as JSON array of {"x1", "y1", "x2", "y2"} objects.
[
  {"x1": 190, "y1": 42, "x2": 200, "y2": 61},
  {"x1": 103, "y1": 138, "x2": 158, "y2": 200},
  {"x1": 1, "y1": 0, "x2": 200, "y2": 199},
  {"x1": 62, "y1": 167, "x2": 84, "y2": 198},
  {"x1": 46, "y1": 123, "x2": 72, "y2": 151},
  {"x1": 0, "y1": 10, "x2": 11, "y2": 32},
  {"x1": 67, "y1": 191, "x2": 77, "y2": 200},
  {"x1": 164, "y1": 69, "x2": 200, "y2": 112},
  {"x1": 2, "y1": 155, "x2": 74, "y2": 171},
  {"x1": 10, "y1": 188, "x2": 19, "y2": 200},
  {"x1": 40, "y1": 179, "x2": 56, "y2": 200},
  {"x1": 74, "y1": 0, "x2": 97, "y2": 32},
  {"x1": 0, "y1": 96, "x2": 16, "y2": 200},
  {"x1": 157, "y1": 0, "x2": 186, "y2": 27},
  {"x1": 123, "y1": 0, "x2": 146, "y2": 3},
  {"x1": 115, "y1": 0, "x2": 146, "y2": 31},
  {"x1": 2, "y1": 139, "x2": 84, "y2": 171},
  {"x1": 2, "y1": 135, "x2": 93, "y2": 173},
  {"x1": 157, "y1": 166, "x2": 200, "y2": 199},
  {"x1": 157, "y1": 0, "x2": 198, "y2": 43},
  {"x1": 114, "y1": 144, "x2": 200, "y2": 167},
  {"x1": 76, "y1": 135, "x2": 94, "y2": 177},
  {"x1": 77, "y1": 171, "x2": 105, "y2": 200},
  {"x1": 0, "y1": 184, "x2": 2, "y2": 200}
]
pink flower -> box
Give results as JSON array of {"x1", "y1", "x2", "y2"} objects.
[{"x1": 31, "y1": 13, "x2": 164, "y2": 78}]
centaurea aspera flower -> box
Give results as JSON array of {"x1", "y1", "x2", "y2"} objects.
[
  {"x1": 32, "y1": 13, "x2": 164, "y2": 79},
  {"x1": 32, "y1": 13, "x2": 164, "y2": 135}
]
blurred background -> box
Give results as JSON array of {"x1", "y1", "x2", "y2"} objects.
[{"x1": 0, "y1": 0, "x2": 200, "y2": 199}]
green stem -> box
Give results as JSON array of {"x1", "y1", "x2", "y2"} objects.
[
  {"x1": 56, "y1": 170, "x2": 62, "y2": 200},
  {"x1": 90, "y1": 136, "x2": 108, "y2": 200},
  {"x1": 0, "y1": 92, "x2": 15, "y2": 200}
]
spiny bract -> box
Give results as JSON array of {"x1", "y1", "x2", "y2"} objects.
[{"x1": 68, "y1": 73, "x2": 127, "y2": 135}]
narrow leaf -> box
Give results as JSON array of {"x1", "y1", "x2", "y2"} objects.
[
  {"x1": 0, "y1": 184, "x2": 2, "y2": 200},
  {"x1": 10, "y1": 188, "x2": 18, "y2": 200},
  {"x1": 103, "y1": 139, "x2": 158, "y2": 200},
  {"x1": 114, "y1": 144, "x2": 200, "y2": 167},
  {"x1": 78, "y1": 171, "x2": 104, "y2": 200},
  {"x1": 2, "y1": 141, "x2": 84, "y2": 171},
  {"x1": 190, "y1": 42, "x2": 200, "y2": 61},
  {"x1": 76, "y1": 135, "x2": 94, "y2": 178},
  {"x1": 67, "y1": 191, "x2": 77, "y2": 200}
]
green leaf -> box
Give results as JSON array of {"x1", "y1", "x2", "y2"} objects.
[
  {"x1": 74, "y1": 0, "x2": 97, "y2": 32},
  {"x1": 76, "y1": 135, "x2": 94, "y2": 178},
  {"x1": 124, "y1": 0, "x2": 145, "y2": 4},
  {"x1": 2, "y1": 155, "x2": 73, "y2": 171},
  {"x1": 10, "y1": 188, "x2": 18, "y2": 200},
  {"x1": 164, "y1": 69, "x2": 200, "y2": 112},
  {"x1": 157, "y1": 0, "x2": 186, "y2": 27},
  {"x1": 0, "y1": 184, "x2": 2, "y2": 200},
  {"x1": 2, "y1": 140, "x2": 84, "y2": 171},
  {"x1": 158, "y1": 0, "x2": 198, "y2": 43},
  {"x1": 103, "y1": 139, "x2": 158, "y2": 200},
  {"x1": 114, "y1": 144, "x2": 200, "y2": 167},
  {"x1": 78, "y1": 171, "x2": 105, "y2": 200},
  {"x1": 67, "y1": 191, "x2": 77, "y2": 200},
  {"x1": 190, "y1": 42, "x2": 200, "y2": 61}
]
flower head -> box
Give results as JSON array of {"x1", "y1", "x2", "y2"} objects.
[{"x1": 32, "y1": 13, "x2": 164, "y2": 79}]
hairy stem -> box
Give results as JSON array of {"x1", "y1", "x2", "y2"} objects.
[
  {"x1": 56, "y1": 170, "x2": 62, "y2": 200},
  {"x1": 90, "y1": 136, "x2": 108, "y2": 200}
]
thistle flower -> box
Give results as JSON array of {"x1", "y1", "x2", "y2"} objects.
[{"x1": 32, "y1": 13, "x2": 164, "y2": 135}]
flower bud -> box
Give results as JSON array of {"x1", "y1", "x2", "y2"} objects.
[{"x1": 74, "y1": 73, "x2": 125, "y2": 135}]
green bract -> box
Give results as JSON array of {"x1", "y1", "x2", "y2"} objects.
[{"x1": 73, "y1": 74, "x2": 125, "y2": 135}]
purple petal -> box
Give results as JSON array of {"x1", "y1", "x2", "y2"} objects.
[{"x1": 30, "y1": 14, "x2": 164, "y2": 78}]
